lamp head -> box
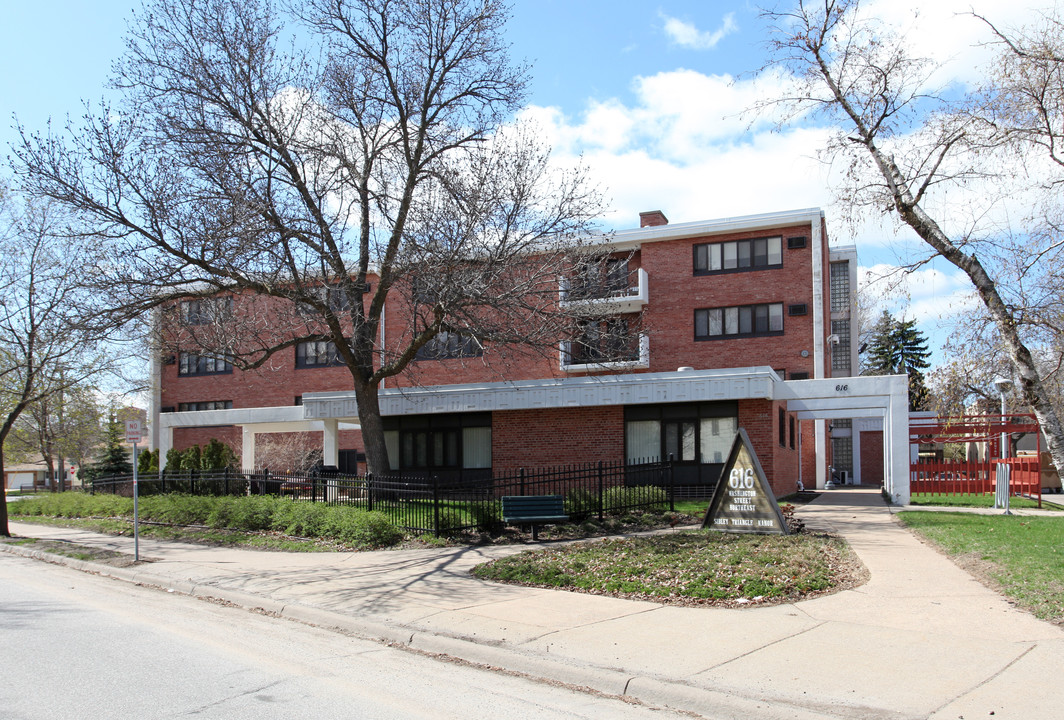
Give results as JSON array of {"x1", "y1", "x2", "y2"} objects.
[{"x1": 993, "y1": 377, "x2": 1013, "y2": 394}]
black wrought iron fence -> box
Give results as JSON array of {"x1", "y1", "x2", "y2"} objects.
[{"x1": 90, "y1": 458, "x2": 692, "y2": 536}]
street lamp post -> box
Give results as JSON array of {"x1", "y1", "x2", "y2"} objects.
[{"x1": 993, "y1": 377, "x2": 1013, "y2": 514}]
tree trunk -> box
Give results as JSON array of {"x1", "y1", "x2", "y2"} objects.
[
  {"x1": 352, "y1": 378, "x2": 390, "y2": 476},
  {"x1": 0, "y1": 446, "x2": 10, "y2": 537}
]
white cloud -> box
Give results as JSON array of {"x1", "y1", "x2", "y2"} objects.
[{"x1": 661, "y1": 13, "x2": 737, "y2": 50}]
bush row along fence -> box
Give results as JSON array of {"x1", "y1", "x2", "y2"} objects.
[{"x1": 89, "y1": 459, "x2": 691, "y2": 536}]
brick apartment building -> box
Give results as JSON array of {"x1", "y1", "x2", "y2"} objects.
[{"x1": 152, "y1": 207, "x2": 867, "y2": 498}]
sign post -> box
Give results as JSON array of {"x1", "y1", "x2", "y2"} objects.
[
  {"x1": 124, "y1": 420, "x2": 143, "y2": 561},
  {"x1": 702, "y1": 428, "x2": 790, "y2": 534}
]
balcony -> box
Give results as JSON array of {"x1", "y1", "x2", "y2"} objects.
[
  {"x1": 560, "y1": 333, "x2": 649, "y2": 373},
  {"x1": 559, "y1": 267, "x2": 648, "y2": 315}
]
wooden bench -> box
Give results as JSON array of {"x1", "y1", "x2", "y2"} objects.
[{"x1": 502, "y1": 495, "x2": 568, "y2": 541}]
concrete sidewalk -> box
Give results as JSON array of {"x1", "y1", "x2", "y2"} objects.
[{"x1": 4, "y1": 488, "x2": 1063, "y2": 719}]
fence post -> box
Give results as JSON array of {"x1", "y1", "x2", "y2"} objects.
[
  {"x1": 433, "y1": 474, "x2": 441, "y2": 538},
  {"x1": 597, "y1": 461, "x2": 605, "y2": 521},
  {"x1": 520, "y1": 467, "x2": 526, "y2": 496},
  {"x1": 224, "y1": 467, "x2": 229, "y2": 496},
  {"x1": 262, "y1": 468, "x2": 269, "y2": 496},
  {"x1": 366, "y1": 472, "x2": 374, "y2": 512}
]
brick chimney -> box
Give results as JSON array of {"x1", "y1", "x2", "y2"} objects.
[{"x1": 639, "y1": 210, "x2": 669, "y2": 227}]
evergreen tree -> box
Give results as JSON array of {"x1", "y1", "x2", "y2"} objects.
[
  {"x1": 863, "y1": 311, "x2": 932, "y2": 410},
  {"x1": 201, "y1": 438, "x2": 237, "y2": 470},
  {"x1": 91, "y1": 412, "x2": 133, "y2": 477},
  {"x1": 180, "y1": 445, "x2": 201, "y2": 472},
  {"x1": 164, "y1": 447, "x2": 183, "y2": 473}
]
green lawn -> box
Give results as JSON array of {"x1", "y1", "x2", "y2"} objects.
[{"x1": 897, "y1": 511, "x2": 1064, "y2": 623}]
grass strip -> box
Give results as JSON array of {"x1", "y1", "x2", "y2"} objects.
[
  {"x1": 897, "y1": 511, "x2": 1064, "y2": 624},
  {"x1": 472, "y1": 531, "x2": 865, "y2": 607}
]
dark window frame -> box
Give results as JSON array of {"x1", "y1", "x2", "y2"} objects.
[
  {"x1": 295, "y1": 339, "x2": 347, "y2": 368},
  {"x1": 180, "y1": 297, "x2": 232, "y2": 326},
  {"x1": 415, "y1": 330, "x2": 483, "y2": 361},
  {"x1": 177, "y1": 352, "x2": 233, "y2": 376},
  {"x1": 693, "y1": 237, "x2": 783, "y2": 276},
  {"x1": 694, "y1": 302, "x2": 785, "y2": 341},
  {"x1": 177, "y1": 400, "x2": 234, "y2": 412}
]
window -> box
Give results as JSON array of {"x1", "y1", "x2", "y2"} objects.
[
  {"x1": 788, "y1": 303, "x2": 808, "y2": 316},
  {"x1": 789, "y1": 415, "x2": 796, "y2": 449},
  {"x1": 572, "y1": 317, "x2": 636, "y2": 364},
  {"x1": 296, "y1": 340, "x2": 346, "y2": 368},
  {"x1": 297, "y1": 284, "x2": 356, "y2": 316},
  {"x1": 177, "y1": 352, "x2": 232, "y2": 376},
  {"x1": 178, "y1": 400, "x2": 233, "y2": 411},
  {"x1": 779, "y1": 407, "x2": 786, "y2": 446},
  {"x1": 694, "y1": 303, "x2": 784, "y2": 340},
  {"x1": 180, "y1": 297, "x2": 231, "y2": 326},
  {"x1": 624, "y1": 402, "x2": 738, "y2": 465},
  {"x1": 831, "y1": 319, "x2": 852, "y2": 372},
  {"x1": 830, "y1": 261, "x2": 851, "y2": 313},
  {"x1": 693, "y1": 237, "x2": 782, "y2": 274},
  {"x1": 787, "y1": 236, "x2": 807, "y2": 249},
  {"x1": 790, "y1": 371, "x2": 810, "y2": 380},
  {"x1": 382, "y1": 413, "x2": 491, "y2": 471},
  {"x1": 415, "y1": 331, "x2": 482, "y2": 360}
]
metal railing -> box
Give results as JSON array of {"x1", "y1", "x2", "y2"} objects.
[{"x1": 89, "y1": 459, "x2": 688, "y2": 536}]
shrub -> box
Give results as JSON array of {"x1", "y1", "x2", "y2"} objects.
[
  {"x1": 565, "y1": 488, "x2": 600, "y2": 523},
  {"x1": 180, "y1": 446, "x2": 202, "y2": 472},
  {"x1": 603, "y1": 485, "x2": 667, "y2": 515},
  {"x1": 137, "y1": 448, "x2": 153, "y2": 475},
  {"x1": 164, "y1": 448, "x2": 184, "y2": 473},
  {"x1": 270, "y1": 500, "x2": 328, "y2": 538},
  {"x1": 201, "y1": 438, "x2": 238, "y2": 471},
  {"x1": 321, "y1": 508, "x2": 402, "y2": 548},
  {"x1": 138, "y1": 494, "x2": 214, "y2": 525}
]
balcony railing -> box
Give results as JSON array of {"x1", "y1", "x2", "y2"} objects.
[
  {"x1": 559, "y1": 267, "x2": 648, "y2": 315},
  {"x1": 559, "y1": 333, "x2": 650, "y2": 373}
]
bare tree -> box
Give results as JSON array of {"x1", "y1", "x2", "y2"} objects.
[
  {"x1": 6, "y1": 384, "x2": 104, "y2": 491},
  {"x1": 14, "y1": 0, "x2": 603, "y2": 475},
  {"x1": 0, "y1": 197, "x2": 115, "y2": 536},
  {"x1": 758, "y1": 0, "x2": 1064, "y2": 476}
]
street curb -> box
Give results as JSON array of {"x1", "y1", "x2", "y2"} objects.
[{"x1": 0, "y1": 540, "x2": 867, "y2": 719}]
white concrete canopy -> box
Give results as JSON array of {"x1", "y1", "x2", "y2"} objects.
[
  {"x1": 154, "y1": 367, "x2": 909, "y2": 503},
  {"x1": 775, "y1": 374, "x2": 909, "y2": 504}
]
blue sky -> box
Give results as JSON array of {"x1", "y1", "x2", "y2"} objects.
[{"x1": 0, "y1": 1, "x2": 1052, "y2": 361}]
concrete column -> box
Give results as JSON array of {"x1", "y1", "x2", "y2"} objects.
[
  {"x1": 886, "y1": 376, "x2": 910, "y2": 505},
  {"x1": 815, "y1": 418, "x2": 827, "y2": 489},
  {"x1": 852, "y1": 425, "x2": 863, "y2": 485},
  {"x1": 158, "y1": 425, "x2": 173, "y2": 474},
  {"x1": 322, "y1": 419, "x2": 339, "y2": 466},
  {"x1": 242, "y1": 426, "x2": 256, "y2": 470}
]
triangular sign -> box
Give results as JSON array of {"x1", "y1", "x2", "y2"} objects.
[{"x1": 702, "y1": 428, "x2": 790, "y2": 534}]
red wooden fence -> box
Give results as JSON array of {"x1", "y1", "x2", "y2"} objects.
[{"x1": 910, "y1": 458, "x2": 1040, "y2": 499}]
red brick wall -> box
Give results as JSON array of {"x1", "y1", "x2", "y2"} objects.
[
  {"x1": 160, "y1": 220, "x2": 828, "y2": 410},
  {"x1": 861, "y1": 430, "x2": 884, "y2": 486},
  {"x1": 492, "y1": 406, "x2": 625, "y2": 474},
  {"x1": 738, "y1": 399, "x2": 801, "y2": 498}
]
